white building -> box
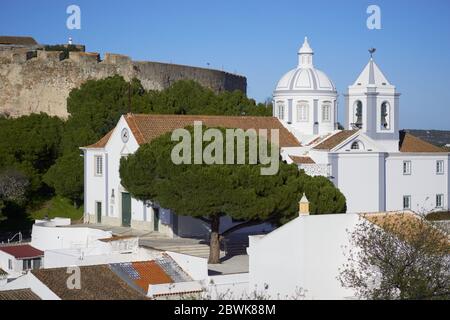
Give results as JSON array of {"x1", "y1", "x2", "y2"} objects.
[
  {"x1": 81, "y1": 38, "x2": 449, "y2": 238},
  {"x1": 275, "y1": 38, "x2": 450, "y2": 213},
  {"x1": 248, "y1": 212, "x2": 360, "y2": 299},
  {"x1": 80, "y1": 115, "x2": 298, "y2": 236},
  {"x1": 273, "y1": 37, "x2": 338, "y2": 139},
  {"x1": 0, "y1": 244, "x2": 44, "y2": 279}
]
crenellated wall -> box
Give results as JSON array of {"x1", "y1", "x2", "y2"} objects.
[{"x1": 0, "y1": 49, "x2": 247, "y2": 118}]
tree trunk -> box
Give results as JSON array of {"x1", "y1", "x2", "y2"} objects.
[{"x1": 208, "y1": 214, "x2": 221, "y2": 264}]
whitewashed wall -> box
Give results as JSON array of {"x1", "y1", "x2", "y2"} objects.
[
  {"x1": 0, "y1": 272, "x2": 60, "y2": 300},
  {"x1": 166, "y1": 251, "x2": 208, "y2": 281},
  {"x1": 206, "y1": 273, "x2": 249, "y2": 300},
  {"x1": 31, "y1": 224, "x2": 112, "y2": 251},
  {"x1": 385, "y1": 154, "x2": 449, "y2": 213},
  {"x1": 0, "y1": 251, "x2": 23, "y2": 277},
  {"x1": 248, "y1": 214, "x2": 359, "y2": 300},
  {"x1": 331, "y1": 153, "x2": 385, "y2": 213}
]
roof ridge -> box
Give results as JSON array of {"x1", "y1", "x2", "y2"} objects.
[{"x1": 126, "y1": 113, "x2": 145, "y2": 144}]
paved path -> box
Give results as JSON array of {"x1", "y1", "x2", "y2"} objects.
[
  {"x1": 67, "y1": 223, "x2": 155, "y2": 237},
  {"x1": 208, "y1": 255, "x2": 249, "y2": 275}
]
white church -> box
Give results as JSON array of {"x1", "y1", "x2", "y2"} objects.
[
  {"x1": 277, "y1": 37, "x2": 449, "y2": 214},
  {"x1": 81, "y1": 38, "x2": 449, "y2": 237}
]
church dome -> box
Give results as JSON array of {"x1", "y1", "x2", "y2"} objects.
[{"x1": 274, "y1": 37, "x2": 336, "y2": 94}]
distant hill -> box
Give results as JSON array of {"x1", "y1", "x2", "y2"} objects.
[{"x1": 403, "y1": 129, "x2": 450, "y2": 148}]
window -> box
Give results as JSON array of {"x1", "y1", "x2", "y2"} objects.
[
  {"x1": 436, "y1": 160, "x2": 444, "y2": 175},
  {"x1": 23, "y1": 259, "x2": 32, "y2": 271},
  {"x1": 94, "y1": 155, "x2": 103, "y2": 176},
  {"x1": 403, "y1": 195, "x2": 411, "y2": 210},
  {"x1": 322, "y1": 104, "x2": 331, "y2": 122},
  {"x1": 403, "y1": 161, "x2": 411, "y2": 175},
  {"x1": 8, "y1": 259, "x2": 12, "y2": 270},
  {"x1": 436, "y1": 194, "x2": 444, "y2": 208},
  {"x1": 351, "y1": 141, "x2": 360, "y2": 150},
  {"x1": 296, "y1": 102, "x2": 308, "y2": 122},
  {"x1": 353, "y1": 101, "x2": 363, "y2": 129},
  {"x1": 277, "y1": 103, "x2": 285, "y2": 120},
  {"x1": 32, "y1": 258, "x2": 41, "y2": 270},
  {"x1": 380, "y1": 102, "x2": 390, "y2": 130}
]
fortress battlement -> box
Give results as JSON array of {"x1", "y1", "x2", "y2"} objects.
[{"x1": 0, "y1": 40, "x2": 247, "y2": 118}]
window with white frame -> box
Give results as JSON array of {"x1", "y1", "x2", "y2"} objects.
[
  {"x1": 8, "y1": 259, "x2": 12, "y2": 270},
  {"x1": 403, "y1": 161, "x2": 411, "y2": 175},
  {"x1": 277, "y1": 103, "x2": 285, "y2": 120},
  {"x1": 403, "y1": 195, "x2": 411, "y2": 210},
  {"x1": 436, "y1": 160, "x2": 444, "y2": 175},
  {"x1": 94, "y1": 155, "x2": 103, "y2": 176},
  {"x1": 296, "y1": 102, "x2": 309, "y2": 122},
  {"x1": 436, "y1": 194, "x2": 444, "y2": 208},
  {"x1": 322, "y1": 104, "x2": 331, "y2": 122}
]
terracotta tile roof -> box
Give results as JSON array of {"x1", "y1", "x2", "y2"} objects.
[
  {"x1": 32, "y1": 265, "x2": 147, "y2": 300},
  {"x1": 0, "y1": 245, "x2": 43, "y2": 259},
  {"x1": 363, "y1": 212, "x2": 449, "y2": 249},
  {"x1": 313, "y1": 130, "x2": 358, "y2": 150},
  {"x1": 132, "y1": 261, "x2": 173, "y2": 292},
  {"x1": 0, "y1": 36, "x2": 38, "y2": 46},
  {"x1": 290, "y1": 156, "x2": 316, "y2": 164},
  {"x1": 83, "y1": 130, "x2": 114, "y2": 149},
  {"x1": 399, "y1": 131, "x2": 447, "y2": 153},
  {"x1": 83, "y1": 114, "x2": 300, "y2": 149},
  {"x1": 0, "y1": 289, "x2": 41, "y2": 300}
]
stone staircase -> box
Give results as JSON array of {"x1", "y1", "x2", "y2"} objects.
[{"x1": 139, "y1": 238, "x2": 219, "y2": 259}]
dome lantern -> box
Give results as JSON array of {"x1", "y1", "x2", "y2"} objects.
[{"x1": 298, "y1": 37, "x2": 314, "y2": 68}]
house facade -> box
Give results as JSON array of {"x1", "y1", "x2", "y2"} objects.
[
  {"x1": 276, "y1": 38, "x2": 450, "y2": 213},
  {"x1": 0, "y1": 245, "x2": 44, "y2": 279},
  {"x1": 81, "y1": 115, "x2": 299, "y2": 237}
]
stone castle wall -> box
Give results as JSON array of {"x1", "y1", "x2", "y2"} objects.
[{"x1": 0, "y1": 49, "x2": 247, "y2": 118}]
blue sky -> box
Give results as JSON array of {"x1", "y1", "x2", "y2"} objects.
[{"x1": 1, "y1": 0, "x2": 450, "y2": 129}]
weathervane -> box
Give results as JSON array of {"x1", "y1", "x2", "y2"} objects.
[{"x1": 369, "y1": 48, "x2": 376, "y2": 58}]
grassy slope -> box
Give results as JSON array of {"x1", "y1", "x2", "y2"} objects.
[{"x1": 31, "y1": 196, "x2": 83, "y2": 222}]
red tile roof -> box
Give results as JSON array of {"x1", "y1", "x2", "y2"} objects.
[
  {"x1": 313, "y1": 130, "x2": 358, "y2": 150},
  {"x1": 132, "y1": 261, "x2": 173, "y2": 291},
  {"x1": 83, "y1": 114, "x2": 300, "y2": 149},
  {"x1": 399, "y1": 132, "x2": 447, "y2": 153},
  {"x1": 84, "y1": 130, "x2": 114, "y2": 149},
  {"x1": 290, "y1": 156, "x2": 316, "y2": 164},
  {"x1": 0, "y1": 245, "x2": 43, "y2": 259}
]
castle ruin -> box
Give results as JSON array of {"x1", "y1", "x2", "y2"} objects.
[{"x1": 0, "y1": 36, "x2": 247, "y2": 118}]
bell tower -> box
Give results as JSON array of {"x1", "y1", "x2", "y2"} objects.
[{"x1": 345, "y1": 49, "x2": 401, "y2": 151}]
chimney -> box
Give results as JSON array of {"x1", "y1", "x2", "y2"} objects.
[{"x1": 299, "y1": 193, "x2": 310, "y2": 216}]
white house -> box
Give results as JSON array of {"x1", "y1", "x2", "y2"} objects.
[
  {"x1": 0, "y1": 244, "x2": 44, "y2": 279},
  {"x1": 275, "y1": 38, "x2": 450, "y2": 213},
  {"x1": 248, "y1": 212, "x2": 359, "y2": 300},
  {"x1": 80, "y1": 114, "x2": 299, "y2": 237},
  {"x1": 247, "y1": 196, "x2": 440, "y2": 300}
]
